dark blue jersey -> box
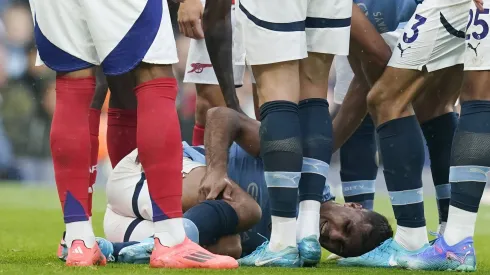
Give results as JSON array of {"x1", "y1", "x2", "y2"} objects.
[{"x1": 354, "y1": 0, "x2": 417, "y2": 33}]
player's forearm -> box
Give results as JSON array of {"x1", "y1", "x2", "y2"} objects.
[
  {"x1": 350, "y1": 4, "x2": 391, "y2": 71},
  {"x1": 204, "y1": 107, "x2": 241, "y2": 172},
  {"x1": 203, "y1": 0, "x2": 240, "y2": 110},
  {"x1": 332, "y1": 75, "x2": 369, "y2": 152}
]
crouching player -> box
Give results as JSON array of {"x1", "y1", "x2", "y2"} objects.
[{"x1": 96, "y1": 107, "x2": 393, "y2": 265}]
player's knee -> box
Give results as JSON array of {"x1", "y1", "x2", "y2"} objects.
[
  {"x1": 133, "y1": 63, "x2": 174, "y2": 85},
  {"x1": 226, "y1": 185, "x2": 262, "y2": 232},
  {"x1": 367, "y1": 80, "x2": 404, "y2": 118}
]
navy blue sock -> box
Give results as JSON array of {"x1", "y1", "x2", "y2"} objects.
[
  {"x1": 260, "y1": 101, "x2": 302, "y2": 218},
  {"x1": 377, "y1": 116, "x2": 426, "y2": 228},
  {"x1": 340, "y1": 115, "x2": 377, "y2": 210},
  {"x1": 183, "y1": 200, "x2": 239, "y2": 246},
  {"x1": 421, "y1": 112, "x2": 458, "y2": 224},
  {"x1": 450, "y1": 101, "x2": 490, "y2": 213},
  {"x1": 298, "y1": 99, "x2": 332, "y2": 202},
  {"x1": 112, "y1": 241, "x2": 139, "y2": 261}
]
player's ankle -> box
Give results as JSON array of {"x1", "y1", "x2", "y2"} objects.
[{"x1": 154, "y1": 218, "x2": 186, "y2": 247}]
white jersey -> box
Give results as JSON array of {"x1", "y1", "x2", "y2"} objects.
[{"x1": 30, "y1": 0, "x2": 177, "y2": 75}]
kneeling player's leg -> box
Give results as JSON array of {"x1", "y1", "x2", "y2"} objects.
[
  {"x1": 413, "y1": 65, "x2": 462, "y2": 234},
  {"x1": 104, "y1": 207, "x2": 154, "y2": 243}
]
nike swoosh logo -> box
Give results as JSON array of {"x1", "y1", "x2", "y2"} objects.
[
  {"x1": 255, "y1": 257, "x2": 282, "y2": 266},
  {"x1": 388, "y1": 255, "x2": 398, "y2": 267},
  {"x1": 440, "y1": 12, "x2": 465, "y2": 38}
]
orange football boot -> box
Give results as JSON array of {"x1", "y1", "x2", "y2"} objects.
[
  {"x1": 66, "y1": 240, "x2": 107, "y2": 267},
  {"x1": 150, "y1": 237, "x2": 238, "y2": 269}
]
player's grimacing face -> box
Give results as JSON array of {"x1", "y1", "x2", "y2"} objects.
[{"x1": 318, "y1": 202, "x2": 372, "y2": 257}]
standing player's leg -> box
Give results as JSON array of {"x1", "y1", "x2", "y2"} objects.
[
  {"x1": 105, "y1": 74, "x2": 137, "y2": 168},
  {"x1": 30, "y1": 0, "x2": 106, "y2": 266},
  {"x1": 340, "y1": 0, "x2": 469, "y2": 267},
  {"x1": 413, "y1": 65, "x2": 462, "y2": 234},
  {"x1": 194, "y1": 86, "x2": 225, "y2": 145},
  {"x1": 82, "y1": 0, "x2": 237, "y2": 269},
  {"x1": 295, "y1": 0, "x2": 352, "y2": 266},
  {"x1": 183, "y1": 34, "x2": 244, "y2": 146},
  {"x1": 397, "y1": 2, "x2": 489, "y2": 271},
  {"x1": 236, "y1": 0, "x2": 306, "y2": 267}
]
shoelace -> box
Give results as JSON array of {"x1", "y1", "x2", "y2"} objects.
[
  {"x1": 244, "y1": 241, "x2": 269, "y2": 259},
  {"x1": 428, "y1": 231, "x2": 441, "y2": 246}
]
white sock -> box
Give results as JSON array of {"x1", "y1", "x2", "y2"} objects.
[
  {"x1": 296, "y1": 200, "x2": 320, "y2": 242},
  {"x1": 268, "y1": 216, "x2": 297, "y2": 252},
  {"x1": 394, "y1": 225, "x2": 428, "y2": 251},
  {"x1": 444, "y1": 206, "x2": 477, "y2": 246},
  {"x1": 437, "y1": 222, "x2": 447, "y2": 235},
  {"x1": 65, "y1": 221, "x2": 96, "y2": 248},
  {"x1": 154, "y1": 218, "x2": 186, "y2": 247}
]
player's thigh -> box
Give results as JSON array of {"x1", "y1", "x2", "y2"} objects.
[
  {"x1": 462, "y1": 1, "x2": 490, "y2": 101},
  {"x1": 413, "y1": 65, "x2": 463, "y2": 123},
  {"x1": 30, "y1": 0, "x2": 97, "y2": 73},
  {"x1": 80, "y1": 0, "x2": 178, "y2": 76},
  {"x1": 106, "y1": 73, "x2": 137, "y2": 110},
  {"x1": 104, "y1": 208, "x2": 153, "y2": 242},
  {"x1": 389, "y1": 0, "x2": 468, "y2": 73}
]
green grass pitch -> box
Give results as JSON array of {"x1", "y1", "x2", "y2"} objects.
[{"x1": 1, "y1": 184, "x2": 489, "y2": 274}]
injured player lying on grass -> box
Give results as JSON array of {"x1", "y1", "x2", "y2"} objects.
[{"x1": 59, "y1": 107, "x2": 393, "y2": 264}]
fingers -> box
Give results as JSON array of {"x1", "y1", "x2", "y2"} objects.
[
  {"x1": 475, "y1": 0, "x2": 484, "y2": 11},
  {"x1": 206, "y1": 187, "x2": 220, "y2": 200},
  {"x1": 222, "y1": 185, "x2": 233, "y2": 201}
]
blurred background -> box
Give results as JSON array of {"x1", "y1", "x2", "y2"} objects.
[{"x1": 2, "y1": 0, "x2": 488, "y2": 205}]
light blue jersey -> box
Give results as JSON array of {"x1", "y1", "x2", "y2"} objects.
[
  {"x1": 354, "y1": 0, "x2": 417, "y2": 33},
  {"x1": 182, "y1": 142, "x2": 334, "y2": 255}
]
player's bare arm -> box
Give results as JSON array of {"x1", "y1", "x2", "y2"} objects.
[
  {"x1": 349, "y1": 3, "x2": 391, "y2": 85},
  {"x1": 332, "y1": 71, "x2": 370, "y2": 151},
  {"x1": 203, "y1": 0, "x2": 242, "y2": 112},
  {"x1": 199, "y1": 107, "x2": 260, "y2": 201}
]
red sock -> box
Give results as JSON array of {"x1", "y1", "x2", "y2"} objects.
[
  {"x1": 192, "y1": 123, "x2": 205, "y2": 146},
  {"x1": 107, "y1": 108, "x2": 137, "y2": 168},
  {"x1": 51, "y1": 76, "x2": 95, "y2": 223},
  {"x1": 88, "y1": 108, "x2": 101, "y2": 217},
  {"x1": 135, "y1": 77, "x2": 182, "y2": 221}
]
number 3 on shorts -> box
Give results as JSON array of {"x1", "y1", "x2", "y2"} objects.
[
  {"x1": 466, "y1": 9, "x2": 490, "y2": 40},
  {"x1": 403, "y1": 14, "x2": 427, "y2": 43}
]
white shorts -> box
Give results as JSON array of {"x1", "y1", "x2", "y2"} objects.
[
  {"x1": 464, "y1": 1, "x2": 490, "y2": 70},
  {"x1": 30, "y1": 0, "x2": 178, "y2": 75},
  {"x1": 334, "y1": 29, "x2": 405, "y2": 104},
  {"x1": 388, "y1": 0, "x2": 470, "y2": 72},
  {"x1": 237, "y1": 0, "x2": 352, "y2": 65},
  {"x1": 104, "y1": 149, "x2": 205, "y2": 242},
  {"x1": 184, "y1": 0, "x2": 247, "y2": 85}
]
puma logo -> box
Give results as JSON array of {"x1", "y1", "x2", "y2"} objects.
[
  {"x1": 397, "y1": 43, "x2": 411, "y2": 57},
  {"x1": 467, "y1": 42, "x2": 481, "y2": 56}
]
